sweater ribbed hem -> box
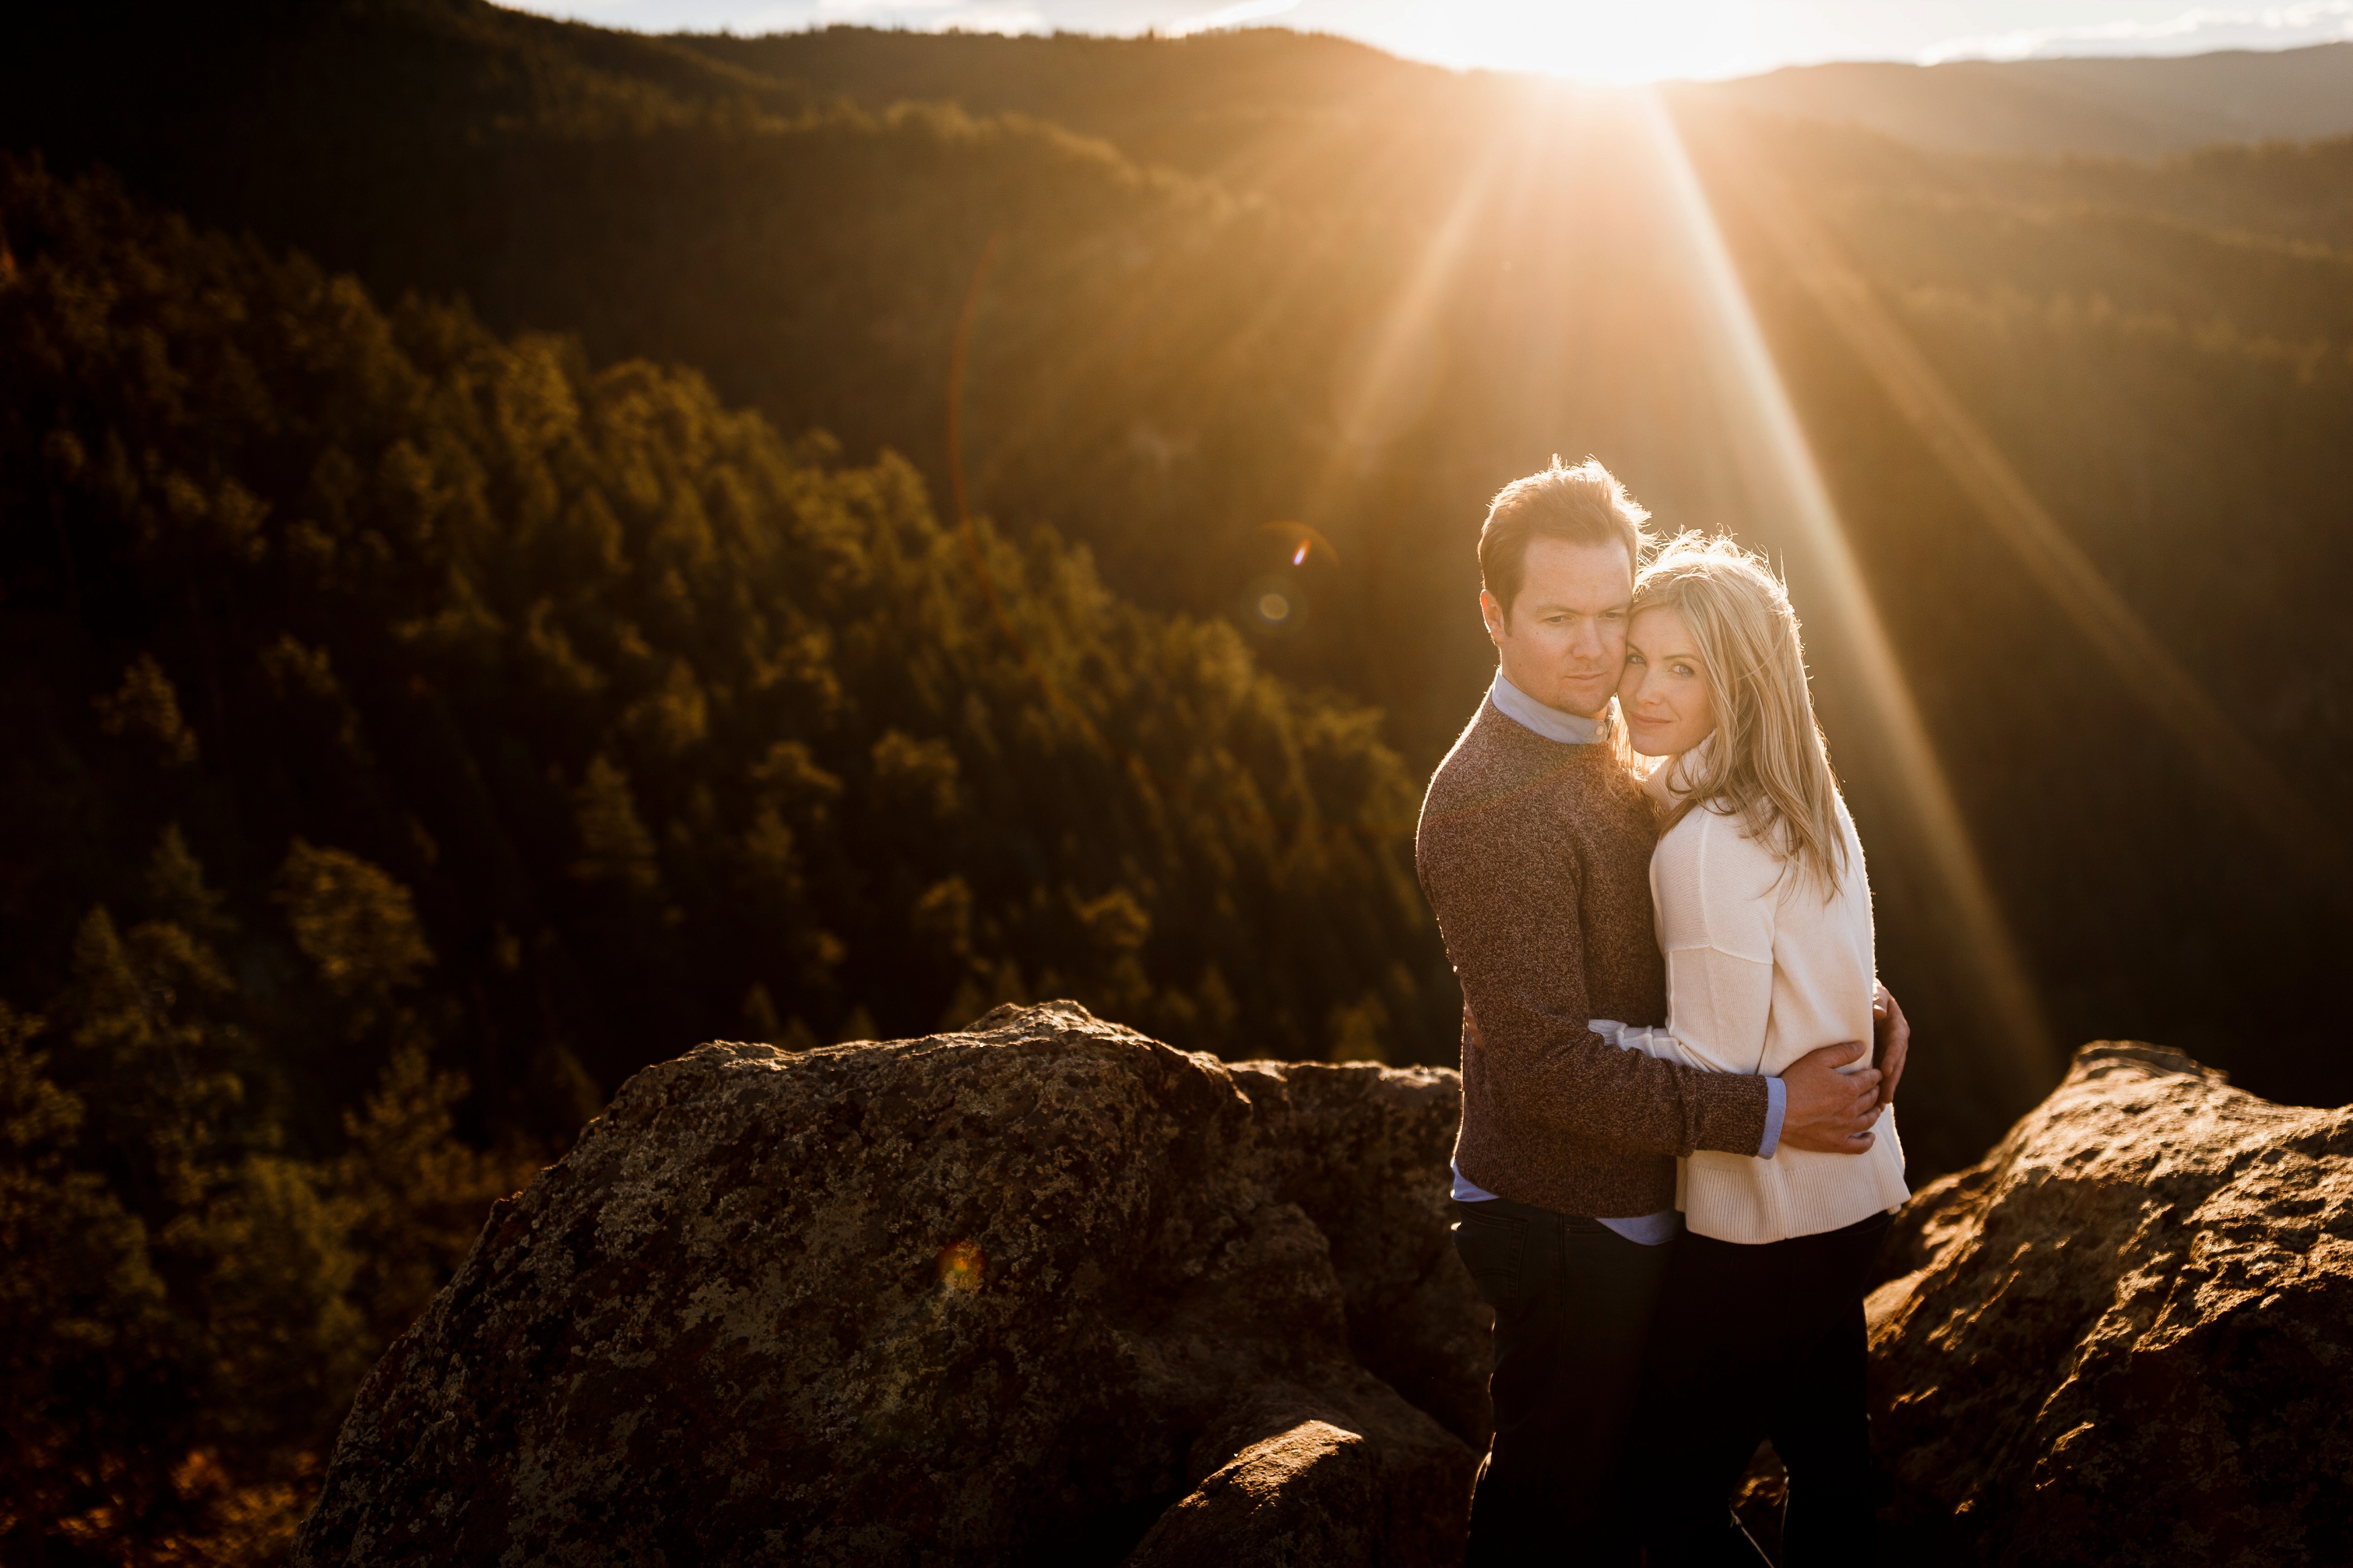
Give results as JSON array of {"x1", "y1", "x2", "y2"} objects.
[{"x1": 1451, "y1": 1143, "x2": 1679, "y2": 1220}]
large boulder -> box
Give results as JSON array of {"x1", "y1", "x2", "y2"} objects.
[
  {"x1": 292, "y1": 1002, "x2": 1486, "y2": 1567},
  {"x1": 1868, "y1": 1042, "x2": 2353, "y2": 1565}
]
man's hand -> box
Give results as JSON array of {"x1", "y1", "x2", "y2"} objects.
[
  {"x1": 1778, "y1": 1041, "x2": 1882, "y2": 1155},
  {"x1": 1872, "y1": 982, "x2": 1910, "y2": 1111}
]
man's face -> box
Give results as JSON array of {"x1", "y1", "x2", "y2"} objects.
[{"x1": 1480, "y1": 537, "x2": 1634, "y2": 719}]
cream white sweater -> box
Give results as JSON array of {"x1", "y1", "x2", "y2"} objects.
[{"x1": 1608, "y1": 755, "x2": 1909, "y2": 1244}]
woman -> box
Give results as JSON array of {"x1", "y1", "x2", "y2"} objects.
[{"x1": 1607, "y1": 535, "x2": 1907, "y2": 1564}]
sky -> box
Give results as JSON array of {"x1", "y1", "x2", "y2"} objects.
[{"x1": 503, "y1": 0, "x2": 2353, "y2": 83}]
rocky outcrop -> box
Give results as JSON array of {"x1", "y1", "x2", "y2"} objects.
[
  {"x1": 1124, "y1": 1419, "x2": 1398, "y2": 1567},
  {"x1": 298, "y1": 1007, "x2": 2353, "y2": 1565},
  {"x1": 292, "y1": 1002, "x2": 1484, "y2": 1567},
  {"x1": 1868, "y1": 1042, "x2": 2353, "y2": 1566}
]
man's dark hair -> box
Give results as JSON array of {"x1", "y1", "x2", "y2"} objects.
[{"x1": 1477, "y1": 456, "x2": 1652, "y2": 623}]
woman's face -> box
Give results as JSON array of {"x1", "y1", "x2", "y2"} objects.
[{"x1": 1620, "y1": 605, "x2": 1716, "y2": 758}]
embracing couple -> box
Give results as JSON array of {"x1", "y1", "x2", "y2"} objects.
[{"x1": 1417, "y1": 457, "x2": 1913, "y2": 1565}]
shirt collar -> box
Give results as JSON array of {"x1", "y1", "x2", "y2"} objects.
[{"x1": 1489, "y1": 670, "x2": 1602, "y2": 746}]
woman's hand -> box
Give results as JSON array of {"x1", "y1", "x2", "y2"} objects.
[{"x1": 1872, "y1": 981, "x2": 1910, "y2": 1111}]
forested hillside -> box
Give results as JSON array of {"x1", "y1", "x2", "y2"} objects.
[
  {"x1": 5, "y1": 0, "x2": 2350, "y2": 1140},
  {"x1": 5, "y1": 0, "x2": 2350, "y2": 1154},
  {"x1": 0, "y1": 159, "x2": 1441, "y2": 1558}
]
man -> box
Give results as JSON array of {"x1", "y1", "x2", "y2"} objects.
[{"x1": 1415, "y1": 456, "x2": 1905, "y2": 1563}]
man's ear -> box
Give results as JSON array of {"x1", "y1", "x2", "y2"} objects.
[{"x1": 1480, "y1": 589, "x2": 1507, "y2": 641}]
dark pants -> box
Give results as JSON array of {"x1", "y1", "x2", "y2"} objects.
[
  {"x1": 1451, "y1": 1196, "x2": 1675, "y2": 1567},
  {"x1": 1633, "y1": 1210, "x2": 1894, "y2": 1567}
]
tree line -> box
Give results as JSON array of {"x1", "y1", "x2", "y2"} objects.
[{"x1": 0, "y1": 158, "x2": 1445, "y2": 1560}]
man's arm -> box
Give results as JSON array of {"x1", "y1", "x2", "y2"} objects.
[
  {"x1": 1519, "y1": 1022, "x2": 1878, "y2": 1157},
  {"x1": 1421, "y1": 805, "x2": 1771, "y2": 1160},
  {"x1": 1780, "y1": 1042, "x2": 1885, "y2": 1153},
  {"x1": 1482, "y1": 816, "x2": 1884, "y2": 1155}
]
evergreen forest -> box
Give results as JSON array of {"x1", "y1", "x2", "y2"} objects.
[{"x1": 3, "y1": 2, "x2": 2350, "y2": 1558}]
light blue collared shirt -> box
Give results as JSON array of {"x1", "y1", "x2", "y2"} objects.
[
  {"x1": 1451, "y1": 672, "x2": 1786, "y2": 1243},
  {"x1": 1486, "y1": 667, "x2": 1603, "y2": 745}
]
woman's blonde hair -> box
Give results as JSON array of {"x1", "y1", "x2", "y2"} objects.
[{"x1": 1631, "y1": 534, "x2": 1848, "y2": 891}]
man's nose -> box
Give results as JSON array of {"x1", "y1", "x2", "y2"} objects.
[{"x1": 1567, "y1": 620, "x2": 1603, "y2": 662}]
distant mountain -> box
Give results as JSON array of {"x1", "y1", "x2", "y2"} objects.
[
  {"x1": 1696, "y1": 44, "x2": 2353, "y2": 159},
  {"x1": 676, "y1": 24, "x2": 1483, "y2": 200},
  {"x1": 688, "y1": 27, "x2": 2353, "y2": 165}
]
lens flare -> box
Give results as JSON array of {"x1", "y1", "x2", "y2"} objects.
[
  {"x1": 936, "y1": 1239, "x2": 985, "y2": 1294},
  {"x1": 1257, "y1": 520, "x2": 1339, "y2": 567},
  {"x1": 1259, "y1": 593, "x2": 1291, "y2": 622}
]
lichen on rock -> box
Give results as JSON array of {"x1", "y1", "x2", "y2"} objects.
[
  {"x1": 1868, "y1": 1042, "x2": 2353, "y2": 1566},
  {"x1": 292, "y1": 1001, "x2": 1482, "y2": 1566}
]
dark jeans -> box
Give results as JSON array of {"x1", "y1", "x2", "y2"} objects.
[
  {"x1": 1451, "y1": 1196, "x2": 1675, "y2": 1567},
  {"x1": 1633, "y1": 1210, "x2": 1895, "y2": 1567}
]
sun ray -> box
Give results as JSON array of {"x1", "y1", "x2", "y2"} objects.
[
  {"x1": 1291, "y1": 86, "x2": 1548, "y2": 519},
  {"x1": 1678, "y1": 103, "x2": 2345, "y2": 883},
  {"x1": 1638, "y1": 88, "x2": 2060, "y2": 1102},
  {"x1": 961, "y1": 85, "x2": 1515, "y2": 511}
]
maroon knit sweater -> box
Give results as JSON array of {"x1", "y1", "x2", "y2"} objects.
[{"x1": 1416, "y1": 697, "x2": 1771, "y2": 1217}]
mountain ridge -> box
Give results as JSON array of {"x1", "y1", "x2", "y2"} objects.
[
  {"x1": 680, "y1": 25, "x2": 2353, "y2": 163},
  {"x1": 1697, "y1": 41, "x2": 2353, "y2": 159}
]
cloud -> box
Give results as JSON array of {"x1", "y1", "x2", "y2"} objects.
[
  {"x1": 1920, "y1": 1, "x2": 2353, "y2": 65},
  {"x1": 1162, "y1": 0, "x2": 1301, "y2": 39},
  {"x1": 806, "y1": 0, "x2": 1048, "y2": 31},
  {"x1": 928, "y1": 6, "x2": 1048, "y2": 31}
]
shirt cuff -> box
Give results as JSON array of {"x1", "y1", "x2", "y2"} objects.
[{"x1": 1759, "y1": 1075, "x2": 1787, "y2": 1159}]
